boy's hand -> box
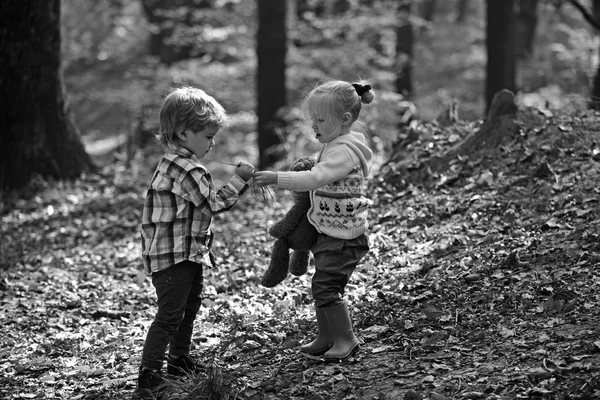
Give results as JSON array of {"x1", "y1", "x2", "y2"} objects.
[
  {"x1": 253, "y1": 171, "x2": 277, "y2": 187},
  {"x1": 235, "y1": 161, "x2": 255, "y2": 182}
]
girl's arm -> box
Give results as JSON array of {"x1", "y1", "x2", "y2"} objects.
[{"x1": 277, "y1": 146, "x2": 357, "y2": 191}]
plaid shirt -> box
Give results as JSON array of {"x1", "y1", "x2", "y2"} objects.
[{"x1": 141, "y1": 147, "x2": 247, "y2": 275}]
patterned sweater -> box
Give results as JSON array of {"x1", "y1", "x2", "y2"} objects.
[{"x1": 277, "y1": 131, "x2": 373, "y2": 239}]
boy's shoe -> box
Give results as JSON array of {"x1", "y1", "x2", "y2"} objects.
[
  {"x1": 137, "y1": 366, "x2": 165, "y2": 399},
  {"x1": 167, "y1": 353, "x2": 206, "y2": 376}
]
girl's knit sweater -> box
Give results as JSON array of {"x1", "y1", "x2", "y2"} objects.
[{"x1": 276, "y1": 131, "x2": 373, "y2": 239}]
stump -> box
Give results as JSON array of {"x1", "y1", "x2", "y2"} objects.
[{"x1": 429, "y1": 89, "x2": 519, "y2": 173}]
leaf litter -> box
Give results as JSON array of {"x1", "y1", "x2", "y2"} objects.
[{"x1": 1, "y1": 109, "x2": 600, "y2": 399}]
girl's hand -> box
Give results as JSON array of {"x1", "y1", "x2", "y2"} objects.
[
  {"x1": 235, "y1": 161, "x2": 255, "y2": 182},
  {"x1": 253, "y1": 171, "x2": 277, "y2": 187}
]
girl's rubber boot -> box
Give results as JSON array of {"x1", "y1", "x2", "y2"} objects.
[
  {"x1": 323, "y1": 302, "x2": 360, "y2": 362},
  {"x1": 299, "y1": 306, "x2": 333, "y2": 356}
]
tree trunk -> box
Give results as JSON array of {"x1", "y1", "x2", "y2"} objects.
[
  {"x1": 456, "y1": 0, "x2": 470, "y2": 23},
  {"x1": 384, "y1": 90, "x2": 520, "y2": 189},
  {"x1": 257, "y1": 0, "x2": 287, "y2": 169},
  {"x1": 593, "y1": 0, "x2": 600, "y2": 26},
  {"x1": 430, "y1": 90, "x2": 518, "y2": 172},
  {"x1": 515, "y1": 0, "x2": 539, "y2": 58},
  {"x1": 590, "y1": 0, "x2": 600, "y2": 109},
  {"x1": 288, "y1": 0, "x2": 297, "y2": 31},
  {"x1": 395, "y1": 0, "x2": 413, "y2": 99},
  {"x1": 485, "y1": 0, "x2": 517, "y2": 115},
  {"x1": 0, "y1": 0, "x2": 93, "y2": 191},
  {"x1": 419, "y1": 0, "x2": 437, "y2": 22},
  {"x1": 323, "y1": 0, "x2": 335, "y2": 17}
]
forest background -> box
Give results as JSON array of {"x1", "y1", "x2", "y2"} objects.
[
  {"x1": 1, "y1": 0, "x2": 600, "y2": 399},
  {"x1": 62, "y1": 0, "x2": 596, "y2": 169}
]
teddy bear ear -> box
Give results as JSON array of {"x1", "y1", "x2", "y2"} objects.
[{"x1": 291, "y1": 156, "x2": 316, "y2": 172}]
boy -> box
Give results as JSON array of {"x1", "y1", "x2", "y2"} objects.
[{"x1": 137, "y1": 86, "x2": 254, "y2": 398}]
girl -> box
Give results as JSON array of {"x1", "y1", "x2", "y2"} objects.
[{"x1": 254, "y1": 80, "x2": 374, "y2": 362}]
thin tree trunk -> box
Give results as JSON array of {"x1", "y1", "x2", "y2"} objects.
[
  {"x1": 485, "y1": 0, "x2": 517, "y2": 114},
  {"x1": 515, "y1": 0, "x2": 539, "y2": 58},
  {"x1": 395, "y1": 0, "x2": 413, "y2": 99},
  {"x1": 590, "y1": 0, "x2": 600, "y2": 109},
  {"x1": 419, "y1": 0, "x2": 437, "y2": 22},
  {"x1": 288, "y1": 0, "x2": 297, "y2": 31},
  {"x1": 257, "y1": 0, "x2": 287, "y2": 168},
  {"x1": 0, "y1": 0, "x2": 93, "y2": 191},
  {"x1": 456, "y1": 0, "x2": 470, "y2": 23}
]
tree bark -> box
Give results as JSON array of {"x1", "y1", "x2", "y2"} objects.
[
  {"x1": 257, "y1": 0, "x2": 287, "y2": 168},
  {"x1": 395, "y1": 0, "x2": 413, "y2": 99},
  {"x1": 485, "y1": 0, "x2": 517, "y2": 115},
  {"x1": 590, "y1": 0, "x2": 600, "y2": 109},
  {"x1": 383, "y1": 90, "x2": 521, "y2": 189},
  {"x1": 0, "y1": 0, "x2": 93, "y2": 191},
  {"x1": 429, "y1": 90, "x2": 518, "y2": 174}
]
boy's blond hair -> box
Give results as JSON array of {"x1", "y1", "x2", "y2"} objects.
[{"x1": 157, "y1": 86, "x2": 227, "y2": 149}]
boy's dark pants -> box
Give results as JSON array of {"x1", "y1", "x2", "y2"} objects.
[
  {"x1": 311, "y1": 234, "x2": 369, "y2": 308},
  {"x1": 141, "y1": 260, "x2": 203, "y2": 371}
]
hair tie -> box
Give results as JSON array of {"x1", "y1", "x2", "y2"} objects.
[{"x1": 352, "y1": 83, "x2": 371, "y2": 96}]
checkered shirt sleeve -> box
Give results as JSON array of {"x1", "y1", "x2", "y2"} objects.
[{"x1": 141, "y1": 150, "x2": 247, "y2": 274}]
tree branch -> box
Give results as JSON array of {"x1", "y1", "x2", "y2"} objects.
[{"x1": 567, "y1": 0, "x2": 600, "y2": 32}]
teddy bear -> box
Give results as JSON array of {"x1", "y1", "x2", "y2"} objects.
[{"x1": 261, "y1": 156, "x2": 319, "y2": 288}]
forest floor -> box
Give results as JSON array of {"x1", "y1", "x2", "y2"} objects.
[
  {"x1": 1, "y1": 105, "x2": 600, "y2": 400},
  {"x1": 2, "y1": 2, "x2": 600, "y2": 398}
]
